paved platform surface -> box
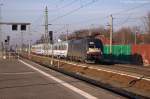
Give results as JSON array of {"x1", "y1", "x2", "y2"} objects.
[{"x1": 0, "y1": 58, "x2": 127, "y2": 99}]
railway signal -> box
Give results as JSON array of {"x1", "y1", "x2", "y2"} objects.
[{"x1": 49, "y1": 31, "x2": 53, "y2": 44}]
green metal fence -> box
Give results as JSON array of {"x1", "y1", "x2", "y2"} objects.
[{"x1": 103, "y1": 45, "x2": 132, "y2": 62}]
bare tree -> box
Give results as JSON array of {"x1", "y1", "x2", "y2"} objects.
[
  {"x1": 143, "y1": 12, "x2": 150, "y2": 43},
  {"x1": 59, "y1": 26, "x2": 110, "y2": 41},
  {"x1": 114, "y1": 27, "x2": 134, "y2": 44},
  {"x1": 146, "y1": 12, "x2": 150, "y2": 34}
]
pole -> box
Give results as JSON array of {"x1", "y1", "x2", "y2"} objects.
[
  {"x1": 134, "y1": 31, "x2": 137, "y2": 45},
  {"x1": 51, "y1": 43, "x2": 54, "y2": 65},
  {"x1": 45, "y1": 6, "x2": 49, "y2": 55},
  {"x1": 109, "y1": 15, "x2": 113, "y2": 54},
  {"x1": 44, "y1": 6, "x2": 53, "y2": 65},
  {"x1": 28, "y1": 25, "x2": 31, "y2": 58},
  {"x1": 66, "y1": 24, "x2": 69, "y2": 41},
  {"x1": 0, "y1": 4, "x2": 3, "y2": 57},
  {"x1": 21, "y1": 31, "x2": 23, "y2": 53},
  {"x1": 17, "y1": 45, "x2": 19, "y2": 60},
  {"x1": 28, "y1": 40, "x2": 31, "y2": 58},
  {"x1": 51, "y1": 32, "x2": 54, "y2": 66}
]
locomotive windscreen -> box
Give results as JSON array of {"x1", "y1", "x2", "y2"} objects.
[
  {"x1": 89, "y1": 42, "x2": 95, "y2": 48},
  {"x1": 88, "y1": 39, "x2": 102, "y2": 49}
]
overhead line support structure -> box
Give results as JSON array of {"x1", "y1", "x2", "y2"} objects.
[
  {"x1": 44, "y1": 6, "x2": 54, "y2": 65},
  {"x1": 109, "y1": 15, "x2": 113, "y2": 54},
  {"x1": 44, "y1": 6, "x2": 49, "y2": 55}
]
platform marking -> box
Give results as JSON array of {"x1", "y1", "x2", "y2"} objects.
[{"x1": 19, "y1": 60, "x2": 97, "y2": 99}]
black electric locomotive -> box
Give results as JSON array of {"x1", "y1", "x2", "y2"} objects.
[{"x1": 67, "y1": 37, "x2": 103, "y2": 62}]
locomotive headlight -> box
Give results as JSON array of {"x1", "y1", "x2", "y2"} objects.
[
  {"x1": 88, "y1": 48, "x2": 100, "y2": 52},
  {"x1": 89, "y1": 42, "x2": 94, "y2": 44}
]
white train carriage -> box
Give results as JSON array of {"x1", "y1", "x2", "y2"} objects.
[
  {"x1": 31, "y1": 42, "x2": 68, "y2": 58},
  {"x1": 53, "y1": 42, "x2": 68, "y2": 58},
  {"x1": 31, "y1": 44, "x2": 44, "y2": 55}
]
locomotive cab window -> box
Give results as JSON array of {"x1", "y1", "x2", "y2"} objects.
[{"x1": 89, "y1": 42, "x2": 95, "y2": 48}]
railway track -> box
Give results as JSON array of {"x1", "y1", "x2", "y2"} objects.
[
  {"x1": 20, "y1": 53, "x2": 150, "y2": 98},
  {"x1": 20, "y1": 52, "x2": 150, "y2": 79},
  {"x1": 91, "y1": 64, "x2": 150, "y2": 77},
  {"x1": 57, "y1": 58, "x2": 150, "y2": 77},
  {"x1": 105, "y1": 64, "x2": 150, "y2": 76}
]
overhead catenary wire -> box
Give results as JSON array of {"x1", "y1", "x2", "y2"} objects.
[
  {"x1": 113, "y1": 16, "x2": 150, "y2": 28},
  {"x1": 44, "y1": 1, "x2": 150, "y2": 30},
  {"x1": 55, "y1": 0, "x2": 79, "y2": 10},
  {"x1": 106, "y1": 3, "x2": 150, "y2": 27},
  {"x1": 69, "y1": 2, "x2": 150, "y2": 25},
  {"x1": 48, "y1": 0, "x2": 79, "y2": 12},
  {"x1": 114, "y1": 16, "x2": 149, "y2": 20},
  {"x1": 113, "y1": 12, "x2": 134, "y2": 27},
  {"x1": 112, "y1": 3, "x2": 150, "y2": 16},
  {"x1": 49, "y1": 0, "x2": 99, "y2": 23}
]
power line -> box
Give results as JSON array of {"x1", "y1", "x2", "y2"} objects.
[
  {"x1": 49, "y1": 1, "x2": 149, "y2": 34},
  {"x1": 49, "y1": 0, "x2": 99, "y2": 23},
  {"x1": 111, "y1": 3, "x2": 150, "y2": 27},
  {"x1": 69, "y1": 3, "x2": 150, "y2": 25},
  {"x1": 70, "y1": 16, "x2": 108, "y2": 25},
  {"x1": 49, "y1": 0, "x2": 78, "y2": 12},
  {"x1": 114, "y1": 16, "x2": 149, "y2": 27},
  {"x1": 32, "y1": 0, "x2": 78, "y2": 23},
  {"x1": 56, "y1": 0, "x2": 78, "y2": 10},
  {"x1": 114, "y1": 16, "x2": 149, "y2": 20},
  {"x1": 113, "y1": 3, "x2": 150, "y2": 16},
  {"x1": 114, "y1": 12, "x2": 134, "y2": 26}
]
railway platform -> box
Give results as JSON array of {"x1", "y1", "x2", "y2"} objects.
[{"x1": 0, "y1": 56, "x2": 127, "y2": 99}]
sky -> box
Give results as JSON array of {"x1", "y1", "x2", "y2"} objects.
[{"x1": 0, "y1": 0, "x2": 150, "y2": 45}]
